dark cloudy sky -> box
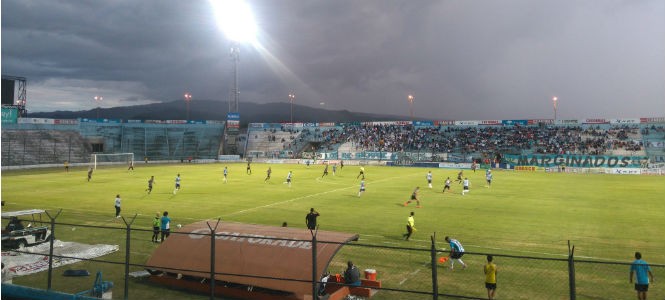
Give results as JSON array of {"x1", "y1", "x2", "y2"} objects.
[{"x1": 2, "y1": 0, "x2": 664, "y2": 120}]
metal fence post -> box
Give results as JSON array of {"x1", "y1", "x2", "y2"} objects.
[
  {"x1": 121, "y1": 214, "x2": 137, "y2": 300},
  {"x1": 431, "y1": 233, "x2": 438, "y2": 300},
  {"x1": 311, "y1": 226, "x2": 318, "y2": 299},
  {"x1": 44, "y1": 209, "x2": 62, "y2": 290},
  {"x1": 568, "y1": 240, "x2": 576, "y2": 300},
  {"x1": 206, "y1": 219, "x2": 221, "y2": 300}
]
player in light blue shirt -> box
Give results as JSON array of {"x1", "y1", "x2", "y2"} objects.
[
  {"x1": 630, "y1": 252, "x2": 654, "y2": 300},
  {"x1": 445, "y1": 236, "x2": 467, "y2": 269}
]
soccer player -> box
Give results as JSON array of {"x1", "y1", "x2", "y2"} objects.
[
  {"x1": 146, "y1": 176, "x2": 155, "y2": 194},
  {"x1": 404, "y1": 187, "x2": 421, "y2": 208},
  {"x1": 306, "y1": 160, "x2": 310, "y2": 168},
  {"x1": 462, "y1": 178, "x2": 471, "y2": 195},
  {"x1": 484, "y1": 255, "x2": 498, "y2": 300},
  {"x1": 264, "y1": 167, "x2": 272, "y2": 182},
  {"x1": 485, "y1": 170, "x2": 493, "y2": 188},
  {"x1": 173, "y1": 174, "x2": 181, "y2": 194},
  {"x1": 87, "y1": 167, "x2": 93, "y2": 182},
  {"x1": 471, "y1": 161, "x2": 477, "y2": 173},
  {"x1": 114, "y1": 194, "x2": 122, "y2": 218},
  {"x1": 456, "y1": 170, "x2": 464, "y2": 184},
  {"x1": 630, "y1": 252, "x2": 654, "y2": 300},
  {"x1": 128, "y1": 160, "x2": 134, "y2": 171},
  {"x1": 332, "y1": 164, "x2": 337, "y2": 176},
  {"x1": 358, "y1": 180, "x2": 366, "y2": 197},
  {"x1": 321, "y1": 164, "x2": 329, "y2": 178},
  {"x1": 64, "y1": 161, "x2": 69, "y2": 172},
  {"x1": 151, "y1": 212, "x2": 161, "y2": 243},
  {"x1": 284, "y1": 171, "x2": 293, "y2": 187},
  {"x1": 246, "y1": 161, "x2": 252, "y2": 175},
  {"x1": 223, "y1": 167, "x2": 228, "y2": 183},
  {"x1": 443, "y1": 177, "x2": 452, "y2": 193},
  {"x1": 403, "y1": 212, "x2": 415, "y2": 241},
  {"x1": 160, "y1": 211, "x2": 171, "y2": 242},
  {"x1": 305, "y1": 208, "x2": 320, "y2": 231},
  {"x1": 357, "y1": 166, "x2": 365, "y2": 179},
  {"x1": 340, "y1": 160, "x2": 344, "y2": 169},
  {"x1": 426, "y1": 171, "x2": 433, "y2": 188},
  {"x1": 445, "y1": 236, "x2": 467, "y2": 269}
]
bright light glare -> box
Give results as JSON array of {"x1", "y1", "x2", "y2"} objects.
[{"x1": 210, "y1": 0, "x2": 257, "y2": 43}]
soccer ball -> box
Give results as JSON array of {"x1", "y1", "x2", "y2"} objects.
[{"x1": 177, "y1": 224, "x2": 182, "y2": 228}]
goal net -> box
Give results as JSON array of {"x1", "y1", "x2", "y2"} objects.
[{"x1": 91, "y1": 153, "x2": 134, "y2": 169}]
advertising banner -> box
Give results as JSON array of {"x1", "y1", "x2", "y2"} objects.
[
  {"x1": 480, "y1": 120, "x2": 502, "y2": 125},
  {"x1": 528, "y1": 119, "x2": 554, "y2": 125},
  {"x1": 504, "y1": 154, "x2": 647, "y2": 168},
  {"x1": 454, "y1": 120, "x2": 479, "y2": 126},
  {"x1": 640, "y1": 117, "x2": 665, "y2": 124},
  {"x1": 583, "y1": 118, "x2": 609, "y2": 124},
  {"x1": 226, "y1": 112, "x2": 240, "y2": 129},
  {"x1": 605, "y1": 168, "x2": 642, "y2": 175},
  {"x1": 1, "y1": 107, "x2": 19, "y2": 124},
  {"x1": 555, "y1": 119, "x2": 579, "y2": 125},
  {"x1": 502, "y1": 120, "x2": 528, "y2": 126},
  {"x1": 18, "y1": 118, "x2": 54, "y2": 124},
  {"x1": 53, "y1": 119, "x2": 78, "y2": 125},
  {"x1": 434, "y1": 120, "x2": 455, "y2": 126},
  {"x1": 413, "y1": 121, "x2": 434, "y2": 126},
  {"x1": 609, "y1": 118, "x2": 640, "y2": 124},
  {"x1": 438, "y1": 162, "x2": 472, "y2": 169}
]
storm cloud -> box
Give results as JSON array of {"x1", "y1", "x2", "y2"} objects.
[{"x1": 2, "y1": 0, "x2": 664, "y2": 119}]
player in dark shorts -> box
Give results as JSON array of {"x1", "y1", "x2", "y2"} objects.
[
  {"x1": 322, "y1": 164, "x2": 329, "y2": 178},
  {"x1": 87, "y1": 167, "x2": 93, "y2": 182},
  {"x1": 340, "y1": 160, "x2": 344, "y2": 169},
  {"x1": 443, "y1": 177, "x2": 452, "y2": 193},
  {"x1": 246, "y1": 161, "x2": 252, "y2": 174},
  {"x1": 403, "y1": 187, "x2": 421, "y2": 208},
  {"x1": 264, "y1": 167, "x2": 272, "y2": 182},
  {"x1": 146, "y1": 176, "x2": 155, "y2": 194},
  {"x1": 456, "y1": 170, "x2": 464, "y2": 184}
]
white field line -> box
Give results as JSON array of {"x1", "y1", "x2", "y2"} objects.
[{"x1": 221, "y1": 173, "x2": 421, "y2": 218}]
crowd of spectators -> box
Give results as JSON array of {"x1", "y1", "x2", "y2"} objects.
[{"x1": 309, "y1": 124, "x2": 647, "y2": 156}]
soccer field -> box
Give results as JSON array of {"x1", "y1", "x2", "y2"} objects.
[{"x1": 2, "y1": 163, "x2": 664, "y2": 299}]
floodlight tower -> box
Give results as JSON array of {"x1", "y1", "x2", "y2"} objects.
[
  {"x1": 552, "y1": 96, "x2": 558, "y2": 121},
  {"x1": 288, "y1": 93, "x2": 295, "y2": 124},
  {"x1": 210, "y1": 0, "x2": 257, "y2": 155},
  {"x1": 94, "y1": 96, "x2": 103, "y2": 119},
  {"x1": 184, "y1": 93, "x2": 192, "y2": 120},
  {"x1": 407, "y1": 94, "x2": 415, "y2": 120}
]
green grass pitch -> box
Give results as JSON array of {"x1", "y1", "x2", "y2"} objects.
[{"x1": 2, "y1": 163, "x2": 664, "y2": 299}]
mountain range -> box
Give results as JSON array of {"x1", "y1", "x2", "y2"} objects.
[{"x1": 28, "y1": 100, "x2": 411, "y2": 126}]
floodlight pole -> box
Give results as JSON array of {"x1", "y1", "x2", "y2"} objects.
[
  {"x1": 289, "y1": 93, "x2": 295, "y2": 124},
  {"x1": 184, "y1": 93, "x2": 192, "y2": 120},
  {"x1": 229, "y1": 45, "x2": 240, "y2": 115},
  {"x1": 552, "y1": 96, "x2": 558, "y2": 121},
  {"x1": 94, "y1": 96, "x2": 103, "y2": 119},
  {"x1": 407, "y1": 94, "x2": 414, "y2": 121}
]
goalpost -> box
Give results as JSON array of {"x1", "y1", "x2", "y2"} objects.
[{"x1": 91, "y1": 153, "x2": 135, "y2": 169}]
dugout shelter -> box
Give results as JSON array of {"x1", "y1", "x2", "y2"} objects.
[{"x1": 146, "y1": 221, "x2": 359, "y2": 300}]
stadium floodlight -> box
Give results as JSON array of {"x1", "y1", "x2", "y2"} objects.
[
  {"x1": 209, "y1": 0, "x2": 257, "y2": 44},
  {"x1": 288, "y1": 93, "x2": 295, "y2": 124},
  {"x1": 184, "y1": 93, "x2": 192, "y2": 120},
  {"x1": 94, "y1": 96, "x2": 103, "y2": 119},
  {"x1": 552, "y1": 96, "x2": 558, "y2": 121},
  {"x1": 407, "y1": 94, "x2": 414, "y2": 120}
]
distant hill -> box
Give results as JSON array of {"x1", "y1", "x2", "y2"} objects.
[{"x1": 29, "y1": 100, "x2": 410, "y2": 126}]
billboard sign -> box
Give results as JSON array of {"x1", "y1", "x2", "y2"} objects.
[{"x1": 1, "y1": 107, "x2": 19, "y2": 124}]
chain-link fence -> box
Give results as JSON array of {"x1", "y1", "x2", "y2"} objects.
[{"x1": 2, "y1": 215, "x2": 663, "y2": 300}]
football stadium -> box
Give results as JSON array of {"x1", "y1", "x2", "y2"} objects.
[
  {"x1": 2, "y1": 1, "x2": 665, "y2": 300},
  {"x1": 2, "y1": 109, "x2": 665, "y2": 299}
]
